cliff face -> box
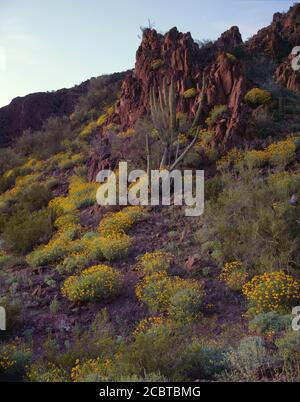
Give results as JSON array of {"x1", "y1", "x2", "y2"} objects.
[
  {"x1": 106, "y1": 4, "x2": 299, "y2": 147},
  {"x1": 111, "y1": 25, "x2": 247, "y2": 147},
  {"x1": 0, "y1": 82, "x2": 90, "y2": 146}
]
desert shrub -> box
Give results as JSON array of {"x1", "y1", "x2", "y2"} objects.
[
  {"x1": 243, "y1": 272, "x2": 300, "y2": 316},
  {"x1": 26, "y1": 236, "x2": 71, "y2": 267},
  {"x1": 244, "y1": 88, "x2": 272, "y2": 106},
  {"x1": 249, "y1": 312, "x2": 292, "y2": 335},
  {"x1": 266, "y1": 138, "x2": 297, "y2": 167},
  {"x1": 117, "y1": 320, "x2": 187, "y2": 380},
  {"x1": 118, "y1": 372, "x2": 168, "y2": 382},
  {"x1": 15, "y1": 183, "x2": 52, "y2": 213},
  {"x1": 219, "y1": 261, "x2": 248, "y2": 291},
  {"x1": 16, "y1": 117, "x2": 73, "y2": 159},
  {"x1": 204, "y1": 176, "x2": 223, "y2": 202},
  {"x1": 0, "y1": 251, "x2": 13, "y2": 268},
  {"x1": 2, "y1": 208, "x2": 54, "y2": 254},
  {"x1": 99, "y1": 234, "x2": 133, "y2": 261},
  {"x1": 136, "y1": 272, "x2": 204, "y2": 322},
  {"x1": 61, "y1": 265, "x2": 121, "y2": 303},
  {"x1": 182, "y1": 88, "x2": 197, "y2": 98},
  {"x1": 225, "y1": 336, "x2": 270, "y2": 381},
  {"x1": 56, "y1": 253, "x2": 90, "y2": 274},
  {"x1": 200, "y1": 167, "x2": 300, "y2": 273},
  {"x1": 0, "y1": 340, "x2": 32, "y2": 381},
  {"x1": 58, "y1": 153, "x2": 86, "y2": 170},
  {"x1": 54, "y1": 310, "x2": 119, "y2": 369},
  {"x1": 71, "y1": 357, "x2": 112, "y2": 382},
  {"x1": 27, "y1": 362, "x2": 69, "y2": 382},
  {"x1": 206, "y1": 105, "x2": 227, "y2": 126},
  {"x1": 275, "y1": 331, "x2": 300, "y2": 381},
  {"x1": 136, "y1": 251, "x2": 173, "y2": 275},
  {"x1": 79, "y1": 121, "x2": 97, "y2": 140},
  {"x1": 243, "y1": 149, "x2": 268, "y2": 169},
  {"x1": 180, "y1": 340, "x2": 227, "y2": 381},
  {"x1": 99, "y1": 207, "x2": 146, "y2": 237}
]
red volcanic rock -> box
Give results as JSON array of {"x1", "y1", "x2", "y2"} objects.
[
  {"x1": 114, "y1": 26, "x2": 246, "y2": 146},
  {"x1": 0, "y1": 82, "x2": 89, "y2": 146},
  {"x1": 246, "y1": 3, "x2": 300, "y2": 60},
  {"x1": 276, "y1": 55, "x2": 300, "y2": 92}
]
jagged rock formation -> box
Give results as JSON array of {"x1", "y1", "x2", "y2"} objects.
[{"x1": 110, "y1": 25, "x2": 247, "y2": 148}]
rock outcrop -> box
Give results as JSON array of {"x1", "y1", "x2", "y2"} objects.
[{"x1": 0, "y1": 81, "x2": 90, "y2": 146}]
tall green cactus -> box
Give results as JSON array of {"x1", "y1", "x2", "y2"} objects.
[{"x1": 149, "y1": 73, "x2": 206, "y2": 171}]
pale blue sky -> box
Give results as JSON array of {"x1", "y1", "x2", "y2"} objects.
[{"x1": 0, "y1": 0, "x2": 295, "y2": 107}]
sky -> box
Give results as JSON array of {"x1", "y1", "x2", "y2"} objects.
[{"x1": 0, "y1": 0, "x2": 295, "y2": 107}]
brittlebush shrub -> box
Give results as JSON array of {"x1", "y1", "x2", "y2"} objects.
[
  {"x1": 99, "y1": 234, "x2": 133, "y2": 261},
  {"x1": 182, "y1": 88, "x2": 197, "y2": 99},
  {"x1": 219, "y1": 261, "x2": 248, "y2": 291},
  {"x1": 98, "y1": 207, "x2": 146, "y2": 237},
  {"x1": 243, "y1": 272, "x2": 300, "y2": 316},
  {"x1": 71, "y1": 358, "x2": 112, "y2": 382},
  {"x1": 137, "y1": 251, "x2": 173, "y2": 275},
  {"x1": 61, "y1": 265, "x2": 121, "y2": 303},
  {"x1": 136, "y1": 272, "x2": 204, "y2": 322},
  {"x1": 0, "y1": 341, "x2": 32, "y2": 381},
  {"x1": 27, "y1": 362, "x2": 69, "y2": 382},
  {"x1": 2, "y1": 208, "x2": 54, "y2": 254},
  {"x1": 244, "y1": 88, "x2": 272, "y2": 106}
]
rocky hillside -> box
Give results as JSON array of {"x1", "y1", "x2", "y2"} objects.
[{"x1": 0, "y1": 3, "x2": 300, "y2": 384}]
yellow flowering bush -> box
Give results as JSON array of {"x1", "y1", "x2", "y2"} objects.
[
  {"x1": 182, "y1": 88, "x2": 197, "y2": 99},
  {"x1": 220, "y1": 261, "x2": 248, "y2": 291},
  {"x1": 79, "y1": 121, "x2": 97, "y2": 139},
  {"x1": 133, "y1": 316, "x2": 166, "y2": 337},
  {"x1": 99, "y1": 206, "x2": 146, "y2": 237},
  {"x1": 71, "y1": 358, "x2": 112, "y2": 382},
  {"x1": 151, "y1": 59, "x2": 164, "y2": 70},
  {"x1": 99, "y1": 233, "x2": 133, "y2": 261},
  {"x1": 61, "y1": 265, "x2": 121, "y2": 303},
  {"x1": 243, "y1": 271, "x2": 300, "y2": 315},
  {"x1": 0, "y1": 341, "x2": 32, "y2": 378},
  {"x1": 136, "y1": 272, "x2": 204, "y2": 322},
  {"x1": 137, "y1": 251, "x2": 173, "y2": 275},
  {"x1": 26, "y1": 236, "x2": 72, "y2": 267},
  {"x1": 244, "y1": 88, "x2": 272, "y2": 105},
  {"x1": 27, "y1": 362, "x2": 69, "y2": 382},
  {"x1": 266, "y1": 138, "x2": 296, "y2": 167}
]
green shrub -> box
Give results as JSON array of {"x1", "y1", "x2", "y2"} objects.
[
  {"x1": 244, "y1": 88, "x2": 272, "y2": 106},
  {"x1": 99, "y1": 234, "x2": 133, "y2": 261},
  {"x1": 180, "y1": 340, "x2": 227, "y2": 381},
  {"x1": 225, "y1": 336, "x2": 270, "y2": 381},
  {"x1": 0, "y1": 341, "x2": 32, "y2": 381},
  {"x1": 249, "y1": 312, "x2": 292, "y2": 335},
  {"x1": 16, "y1": 183, "x2": 52, "y2": 213},
  {"x1": 136, "y1": 251, "x2": 173, "y2": 275},
  {"x1": 275, "y1": 331, "x2": 300, "y2": 366},
  {"x1": 2, "y1": 208, "x2": 54, "y2": 254},
  {"x1": 136, "y1": 272, "x2": 204, "y2": 322},
  {"x1": 27, "y1": 362, "x2": 69, "y2": 382},
  {"x1": 118, "y1": 320, "x2": 186, "y2": 380},
  {"x1": 61, "y1": 265, "x2": 121, "y2": 303},
  {"x1": 182, "y1": 88, "x2": 197, "y2": 99},
  {"x1": 206, "y1": 105, "x2": 227, "y2": 126}
]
